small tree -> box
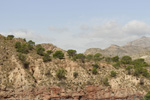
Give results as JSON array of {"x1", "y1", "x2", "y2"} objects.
[
  {"x1": 36, "y1": 45, "x2": 45, "y2": 56},
  {"x1": 27, "y1": 40, "x2": 35, "y2": 50},
  {"x1": 56, "y1": 68, "x2": 66, "y2": 80},
  {"x1": 110, "y1": 71, "x2": 117, "y2": 77},
  {"x1": 94, "y1": 53, "x2": 102, "y2": 61},
  {"x1": 142, "y1": 68, "x2": 149, "y2": 78},
  {"x1": 121, "y1": 56, "x2": 132, "y2": 64},
  {"x1": 113, "y1": 61, "x2": 120, "y2": 69},
  {"x1": 76, "y1": 53, "x2": 85, "y2": 63},
  {"x1": 112, "y1": 56, "x2": 119, "y2": 62},
  {"x1": 86, "y1": 54, "x2": 93, "y2": 61},
  {"x1": 15, "y1": 42, "x2": 21, "y2": 49},
  {"x1": 21, "y1": 43, "x2": 29, "y2": 54},
  {"x1": 7, "y1": 35, "x2": 14, "y2": 40},
  {"x1": 67, "y1": 49, "x2": 77, "y2": 57},
  {"x1": 73, "y1": 72, "x2": 78, "y2": 78},
  {"x1": 132, "y1": 58, "x2": 148, "y2": 67},
  {"x1": 53, "y1": 50, "x2": 64, "y2": 59},
  {"x1": 126, "y1": 65, "x2": 133, "y2": 74},
  {"x1": 43, "y1": 53, "x2": 51, "y2": 62}
]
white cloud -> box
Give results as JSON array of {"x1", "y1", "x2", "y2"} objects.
[
  {"x1": 0, "y1": 29, "x2": 54, "y2": 43},
  {"x1": 1, "y1": 20, "x2": 150, "y2": 53},
  {"x1": 49, "y1": 26, "x2": 69, "y2": 33},
  {"x1": 57, "y1": 20, "x2": 150, "y2": 52}
]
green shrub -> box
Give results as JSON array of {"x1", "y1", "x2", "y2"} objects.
[
  {"x1": 43, "y1": 53, "x2": 51, "y2": 62},
  {"x1": 105, "y1": 57, "x2": 112, "y2": 63},
  {"x1": 94, "y1": 53, "x2": 102, "y2": 61},
  {"x1": 86, "y1": 54, "x2": 93, "y2": 61},
  {"x1": 121, "y1": 56, "x2": 132, "y2": 64},
  {"x1": 67, "y1": 49, "x2": 77, "y2": 57},
  {"x1": 142, "y1": 68, "x2": 149, "y2": 77},
  {"x1": 110, "y1": 71, "x2": 117, "y2": 77},
  {"x1": 134, "y1": 67, "x2": 149, "y2": 77},
  {"x1": 56, "y1": 68, "x2": 66, "y2": 80},
  {"x1": 15, "y1": 43, "x2": 29, "y2": 54},
  {"x1": 20, "y1": 43, "x2": 29, "y2": 54},
  {"x1": 92, "y1": 63, "x2": 99, "y2": 69},
  {"x1": 27, "y1": 40, "x2": 35, "y2": 50},
  {"x1": 36, "y1": 45, "x2": 45, "y2": 56},
  {"x1": 132, "y1": 58, "x2": 148, "y2": 67},
  {"x1": 15, "y1": 42, "x2": 21, "y2": 49},
  {"x1": 92, "y1": 67, "x2": 97, "y2": 75},
  {"x1": 144, "y1": 91, "x2": 150, "y2": 100},
  {"x1": 126, "y1": 65, "x2": 133, "y2": 74},
  {"x1": 103, "y1": 77, "x2": 109, "y2": 86},
  {"x1": 113, "y1": 61, "x2": 120, "y2": 69},
  {"x1": 47, "y1": 50, "x2": 52, "y2": 55},
  {"x1": 73, "y1": 72, "x2": 78, "y2": 78},
  {"x1": 112, "y1": 56, "x2": 119, "y2": 62},
  {"x1": 76, "y1": 53, "x2": 85, "y2": 63},
  {"x1": 134, "y1": 68, "x2": 141, "y2": 77},
  {"x1": 53, "y1": 50, "x2": 64, "y2": 59},
  {"x1": 7, "y1": 35, "x2": 14, "y2": 40},
  {"x1": 18, "y1": 53, "x2": 26, "y2": 62},
  {"x1": 18, "y1": 53, "x2": 29, "y2": 69}
]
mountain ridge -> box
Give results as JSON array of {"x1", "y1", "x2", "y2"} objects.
[{"x1": 85, "y1": 36, "x2": 150, "y2": 61}]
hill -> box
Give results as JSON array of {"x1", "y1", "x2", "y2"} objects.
[{"x1": 0, "y1": 34, "x2": 149, "y2": 100}]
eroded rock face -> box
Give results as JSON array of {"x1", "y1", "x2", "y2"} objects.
[{"x1": 0, "y1": 85, "x2": 144, "y2": 100}]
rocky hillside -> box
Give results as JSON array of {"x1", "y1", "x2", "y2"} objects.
[
  {"x1": 85, "y1": 36, "x2": 150, "y2": 62},
  {"x1": 0, "y1": 34, "x2": 150, "y2": 100}
]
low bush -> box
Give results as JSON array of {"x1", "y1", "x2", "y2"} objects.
[
  {"x1": 121, "y1": 56, "x2": 132, "y2": 64},
  {"x1": 36, "y1": 45, "x2": 45, "y2": 56},
  {"x1": 47, "y1": 50, "x2": 52, "y2": 55},
  {"x1": 113, "y1": 61, "x2": 121, "y2": 69},
  {"x1": 86, "y1": 54, "x2": 93, "y2": 61},
  {"x1": 7, "y1": 35, "x2": 14, "y2": 40},
  {"x1": 56, "y1": 68, "x2": 66, "y2": 80},
  {"x1": 53, "y1": 50, "x2": 64, "y2": 59},
  {"x1": 43, "y1": 53, "x2": 51, "y2": 62},
  {"x1": 18, "y1": 53, "x2": 29, "y2": 69},
  {"x1": 112, "y1": 56, "x2": 119, "y2": 62},
  {"x1": 92, "y1": 67, "x2": 97, "y2": 75},
  {"x1": 103, "y1": 77, "x2": 109, "y2": 86},
  {"x1": 110, "y1": 71, "x2": 117, "y2": 77},
  {"x1": 67, "y1": 49, "x2": 77, "y2": 57},
  {"x1": 144, "y1": 91, "x2": 150, "y2": 100},
  {"x1": 73, "y1": 72, "x2": 78, "y2": 78}
]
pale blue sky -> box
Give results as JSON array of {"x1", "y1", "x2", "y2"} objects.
[{"x1": 1, "y1": 0, "x2": 150, "y2": 52}]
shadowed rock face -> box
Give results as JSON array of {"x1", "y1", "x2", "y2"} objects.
[
  {"x1": 0, "y1": 85, "x2": 144, "y2": 100},
  {"x1": 85, "y1": 36, "x2": 150, "y2": 60}
]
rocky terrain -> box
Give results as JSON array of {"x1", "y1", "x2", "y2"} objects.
[
  {"x1": 85, "y1": 36, "x2": 150, "y2": 62},
  {"x1": 0, "y1": 34, "x2": 149, "y2": 100}
]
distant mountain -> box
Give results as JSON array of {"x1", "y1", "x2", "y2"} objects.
[
  {"x1": 126, "y1": 36, "x2": 150, "y2": 47},
  {"x1": 85, "y1": 36, "x2": 150, "y2": 61}
]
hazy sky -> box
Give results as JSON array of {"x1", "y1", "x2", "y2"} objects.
[{"x1": 1, "y1": 0, "x2": 150, "y2": 52}]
